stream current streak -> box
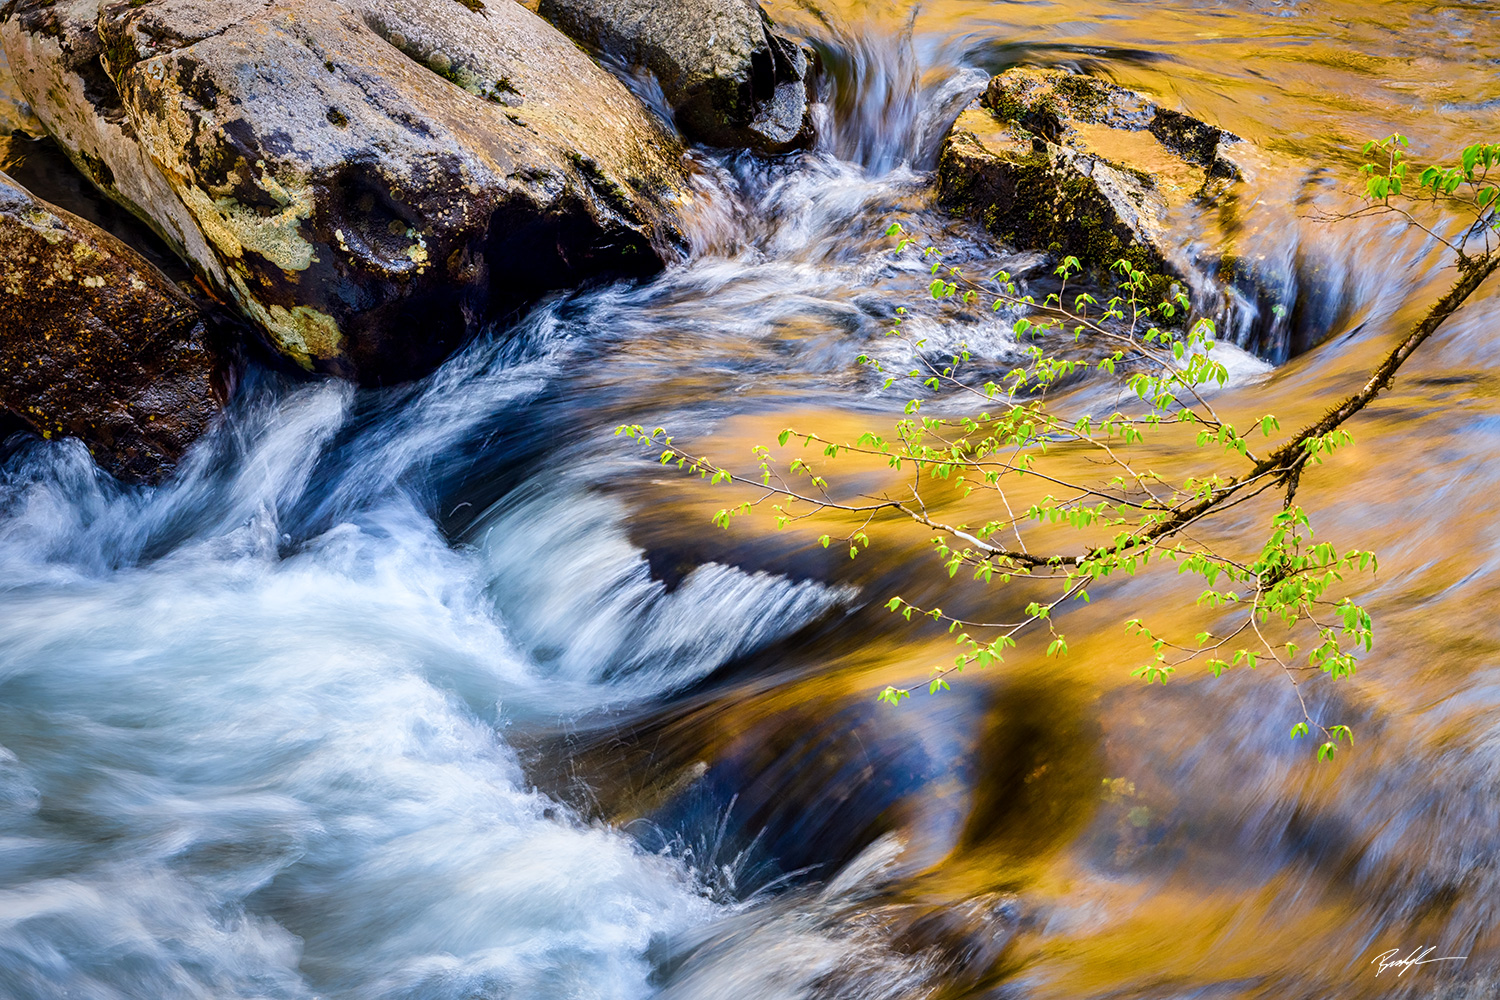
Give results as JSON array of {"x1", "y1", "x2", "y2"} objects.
[{"x1": 4, "y1": 1, "x2": 1500, "y2": 999}]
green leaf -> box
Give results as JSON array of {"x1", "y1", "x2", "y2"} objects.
[{"x1": 1463, "y1": 144, "x2": 1481, "y2": 177}]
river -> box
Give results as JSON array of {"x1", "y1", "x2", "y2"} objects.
[{"x1": 1, "y1": 1, "x2": 1499, "y2": 997}]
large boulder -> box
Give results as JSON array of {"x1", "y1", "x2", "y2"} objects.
[
  {"x1": 0, "y1": 169, "x2": 225, "y2": 484},
  {"x1": 0, "y1": 0, "x2": 693, "y2": 384},
  {"x1": 937, "y1": 67, "x2": 1247, "y2": 297},
  {"x1": 537, "y1": 0, "x2": 812, "y2": 154}
]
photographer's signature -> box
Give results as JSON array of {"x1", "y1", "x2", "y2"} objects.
[{"x1": 1372, "y1": 946, "x2": 1467, "y2": 976}]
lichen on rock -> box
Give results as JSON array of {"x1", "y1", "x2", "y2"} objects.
[
  {"x1": 937, "y1": 66, "x2": 1250, "y2": 300},
  {"x1": 0, "y1": 0, "x2": 695, "y2": 384}
]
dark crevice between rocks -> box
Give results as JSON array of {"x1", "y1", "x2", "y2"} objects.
[
  {"x1": 0, "y1": 133, "x2": 303, "y2": 418},
  {"x1": 0, "y1": 131, "x2": 191, "y2": 283},
  {"x1": 483, "y1": 191, "x2": 662, "y2": 327},
  {"x1": 748, "y1": 25, "x2": 779, "y2": 107},
  {"x1": 74, "y1": 54, "x2": 131, "y2": 127},
  {"x1": 334, "y1": 290, "x2": 472, "y2": 387},
  {"x1": 0, "y1": 410, "x2": 40, "y2": 459},
  {"x1": 765, "y1": 15, "x2": 806, "y2": 81}
]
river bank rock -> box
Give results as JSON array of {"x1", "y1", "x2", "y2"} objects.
[
  {"x1": 937, "y1": 67, "x2": 1247, "y2": 294},
  {"x1": 0, "y1": 169, "x2": 225, "y2": 484},
  {"x1": 0, "y1": 0, "x2": 693, "y2": 384},
  {"x1": 537, "y1": 0, "x2": 813, "y2": 154}
]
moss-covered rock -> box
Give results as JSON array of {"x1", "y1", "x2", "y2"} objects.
[
  {"x1": 0, "y1": 0, "x2": 695, "y2": 384},
  {"x1": 937, "y1": 67, "x2": 1248, "y2": 299},
  {"x1": 537, "y1": 0, "x2": 813, "y2": 154},
  {"x1": 979, "y1": 67, "x2": 1243, "y2": 179},
  {"x1": 937, "y1": 107, "x2": 1170, "y2": 296},
  {"x1": 0, "y1": 168, "x2": 226, "y2": 483}
]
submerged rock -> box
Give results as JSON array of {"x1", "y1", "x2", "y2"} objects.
[
  {"x1": 937, "y1": 66, "x2": 1247, "y2": 294},
  {"x1": 0, "y1": 46, "x2": 38, "y2": 136},
  {"x1": 0, "y1": 0, "x2": 693, "y2": 384},
  {"x1": 0, "y1": 169, "x2": 225, "y2": 484},
  {"x1": 537, "y1": 0, "x2": 813, "y2": 154}
]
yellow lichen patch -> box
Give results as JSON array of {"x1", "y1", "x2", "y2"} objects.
[
  {"x1": 33, "y1": 220, "x2": 67, "y2": 245},
  {"x1": 406, "y1": 231, "x2": 430, "y2": 270},
  {"x1": 228, "y1": 271, "x2": 344, "y2": 367},
  {"x1": 266, "y1": 303, "x2": 344, "y2": 363},
  {"x1": 179, "y1": 172, "x2": 318, "y2": 274}
]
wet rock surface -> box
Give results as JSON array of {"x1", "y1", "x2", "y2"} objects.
[
  {"x1": 0, "y1": 45, "x2": 38, "y2": 135},
  {"x1": 0, "y1": 0, "x2": 693, "y2": 384},
  {"x1": 0, "y1": 169, "x2": 226, "y2": 484},
  {"x1": 937, "y1": 66, "x2": 1247, "y2": 292},
  {"x1": 537, "y1": 0, "x2": 813, "y2": 154}
]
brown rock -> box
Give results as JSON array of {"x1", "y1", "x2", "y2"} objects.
[
  {"x1": 937, "y1": 67, "x2": 1247, "y2": 293},
  {"x1": 1, "y1": 0, "x2": 693, "y2": 384},
  {"x1": 537, "y1": 0, "x2": 813, "y2": 153},
  {"x1": 0, "y1": 168, "x2": 225, "y2": 483}
]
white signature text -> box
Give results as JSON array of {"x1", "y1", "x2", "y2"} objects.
[{"x1": 1372, "y1": 946, "x2": 1467, "y2": 977}]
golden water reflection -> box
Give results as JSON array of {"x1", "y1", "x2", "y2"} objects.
[{"x1": 557, "y1": 2, "x2": 1500, "y2": 996}]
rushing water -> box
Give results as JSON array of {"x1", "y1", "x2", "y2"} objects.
[{"x1": 3, "y1": 1, "x2": 1500, "y2": 998}]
